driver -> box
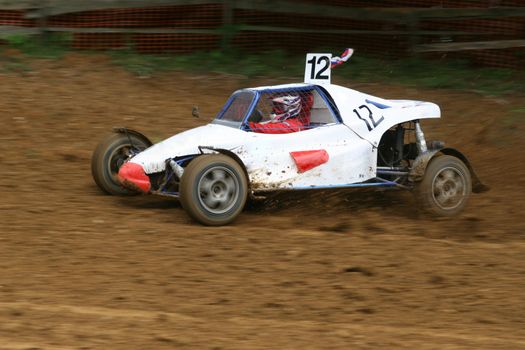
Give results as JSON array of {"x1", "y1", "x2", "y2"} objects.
[{"x1": 249, "y1": 93, "x2": 312, "y2": 134}]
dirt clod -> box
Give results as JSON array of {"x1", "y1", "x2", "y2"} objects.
[{"x1": 342, "y1": 267, "x2": 374, "y2": 277}]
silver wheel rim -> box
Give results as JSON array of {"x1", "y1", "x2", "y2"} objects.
[
  {"x1": 431, "y1": 166, "x2": 467, "y2": 210},
  {"x1": 107, "y1": 142, "x2": 145, "y2": 183},
  {"x1": 197, "y1": 166, "x2": 239, "y2": 214}
]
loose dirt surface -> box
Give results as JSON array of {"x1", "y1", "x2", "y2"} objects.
[{"x1": 1, "y1": 53, "x2": 524, "y2": 349}]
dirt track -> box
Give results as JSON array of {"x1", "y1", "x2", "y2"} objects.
[{"x1": 1, "y1": 53, "x2": 525, "y2": 349}]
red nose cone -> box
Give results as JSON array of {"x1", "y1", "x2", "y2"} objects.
[{"x1": 118, "y1": 162, "x2": 151, "y2": 193}]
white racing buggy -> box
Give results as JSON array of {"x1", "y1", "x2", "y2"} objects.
[{"x1": 92, "y1": 53, "x2": 486, "y2": 225}]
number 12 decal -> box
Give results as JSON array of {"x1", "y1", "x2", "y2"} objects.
[
  {"x1": 307, "y1": 56, "x2": 330, "y2": 80},
  {"x1": 304, "y1": 53, "x2": 332, "y2": 84},
  {"x1": 353, "y1": 104, "x2": 384, "y2": 131}
]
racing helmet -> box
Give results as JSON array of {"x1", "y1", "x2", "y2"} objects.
[{"x1": 271, "y1": 94, "x2": 301, "y2": 121}]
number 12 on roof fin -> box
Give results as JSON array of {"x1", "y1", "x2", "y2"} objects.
[
  {"x1": 304, "y1": 48, "x2": 354, "y2": 85},
  {"x1": 304, "y1": 53, "x2": 331, "y2": 85}
]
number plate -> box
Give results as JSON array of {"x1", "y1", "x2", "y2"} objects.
[{"x1": 304, "y1": 53, "x2": 332, "y2": 85}]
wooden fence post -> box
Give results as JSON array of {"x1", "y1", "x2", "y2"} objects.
[
  {"x1": 408, "y1": 13, "x2": 421, "y2": 58},
  {"x1": 37, "y1": 0, "x2": 49, "y2": 44},
  {"x1": 221, "y1": 0, "x2": 234, "y2": 50}
]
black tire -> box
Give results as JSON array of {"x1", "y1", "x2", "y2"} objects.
[
  {"x1": 91, "y1": 133, "x2": 149, "y2": 195},
  {"x1": 180, "y1": 154, "x2": 248, "y2": 226},
  {"x1": 415, "y1": 155, "x2": 472, "y2": 216}
]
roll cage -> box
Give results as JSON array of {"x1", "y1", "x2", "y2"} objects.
[{"x1": 212, "y1": 84, "x2": 342, "y2": 131}]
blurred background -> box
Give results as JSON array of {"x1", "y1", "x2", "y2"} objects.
[
  {"x1": 2, "y1": 0, "x2": 525, "y2": 62},
  {"x1": 1, "y1": 0, "x2": 524, "y2": 87}
]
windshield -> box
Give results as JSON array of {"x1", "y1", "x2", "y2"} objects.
[{"x1": 216, "y1": 90, "x2": 255, "y2": 123}]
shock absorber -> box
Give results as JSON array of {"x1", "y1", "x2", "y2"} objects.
[
  {"x1": 414, "y1": 120, "x2": 428, "y2": 154},
  {"x1": 169, "y1": 159, "x2": 185, "y2": 179}
]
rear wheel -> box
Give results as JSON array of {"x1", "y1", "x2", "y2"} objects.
[
  {"x1": 415, "y1": 155, "x2": 472, "y2": 216},
  {"x1": 180, "y1": 155, "x2": 248, "y2": 226},
  {"x1": 91, "y1": 133, "x2": 149, "y2": 195}
]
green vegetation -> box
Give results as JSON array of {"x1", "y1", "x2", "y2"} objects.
[
  {"x1": 107, "y1": 48, "x2": 292, "y2": 78},
  {"x1": 349, "y1": 56, "x2": 523, "y2": 95},
  {"x1": 0, "y1": 56, "x2": 31, "y2": 73},
  {"x1": 107, "y1": 48, "x2": 525, "y2": 95},
  {"x1": 1, "y1": 34, "x2": 523, "y2": 96},
  {"x1": 3, "y1": 33, "x2": 71, "y2": 59}
]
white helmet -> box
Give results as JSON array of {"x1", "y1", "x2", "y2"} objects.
[{"x1": 270, "y1": 94, "x2": 301, "y2": 121}]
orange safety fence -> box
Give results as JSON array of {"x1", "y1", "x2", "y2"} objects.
[{"x1": 0, "y1": 1, "x2": 523, "y2": 69}]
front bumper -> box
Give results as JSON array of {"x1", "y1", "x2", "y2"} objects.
[{"x1": 118, "y1": 162, "x2": 151, "y2": 193}]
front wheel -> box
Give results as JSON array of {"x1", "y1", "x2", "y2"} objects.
[
  {"x1": 415, "y1": 155, "x2": 472, "y2": 216},
  {"x1": 179, "y1": 155, "x2": 248, "y2": 226},
  {"x1": 91, "y1": 133, "x2": 149, "y2": 195}
]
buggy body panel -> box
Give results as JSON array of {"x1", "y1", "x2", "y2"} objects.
[
  {"x1": 321, "y1": 84, "x2": 440, "y2": 146},
  {"x1": 127, "y1": 83, "x2": 440, "y2": 191},
  {"x1": 129, "y1": 123, "x2": 375, "y2": 190}
]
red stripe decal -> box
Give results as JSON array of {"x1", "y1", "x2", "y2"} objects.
[{"x1": 290, "y1": 150, "x2": 329, "y2": 173}]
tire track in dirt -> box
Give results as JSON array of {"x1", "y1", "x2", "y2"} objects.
[
  {"x1": 1, "y1": 301, "x2": 524, "y2": 349},
  {"x1": 0, "y1": 338, "x2": 73, "y2": 350}
]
